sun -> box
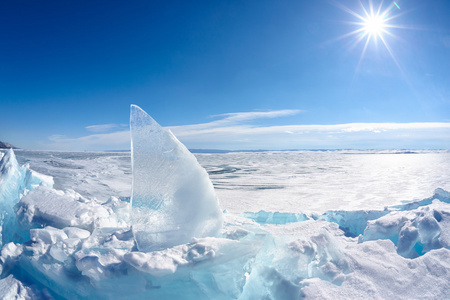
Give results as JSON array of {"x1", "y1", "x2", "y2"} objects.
[
  {"x1": 332, "y1": 0, "x2": 406, "y2": 70},
  {"x1": 356, "y1": 2, "x2": 391, "y2": 45},
  {"x1": 363, "y1": 14, "x2": 386, "y2": 36}
]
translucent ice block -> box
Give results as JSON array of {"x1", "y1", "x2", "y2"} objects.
[{"x1": 130, "y1": 105, "x2": 223, "y2": 251}]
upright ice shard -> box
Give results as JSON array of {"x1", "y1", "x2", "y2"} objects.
[
  {"x1": 130, "y1": 105, "x2": 223, "y2": 251},
  {"x1": 0, "y1": 149, "x2": 23, "y2": 246},
  {"x1": 0, "y1": 149, "x2": 53, "y2": 246}
]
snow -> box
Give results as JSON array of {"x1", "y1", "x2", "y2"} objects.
[
  {"x1": 17, "y1": 186, "x2": 113, "y2": 230},
  {"x1": 0, "y1": 275, "x2": 41, "y2": 300},
  {"x1": 300, "y1": 243, "x2": 450, "y2": 299},
  {"x1": 197, "y1": 151, "x2": 450, "y2": 214},
  {"x1": 0, "y1": 106, "x2": 449, "y2": 298},
  {"x1": 363, "y1": 200, "x2": 450, "y2": 258},
  {"x1": 130, "y1": 105, "x2": 223, "y2": 251}
]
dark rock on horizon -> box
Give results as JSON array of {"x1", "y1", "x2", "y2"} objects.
[{"x1": 0, "y1": 141, "x2": 19, "y2": 149}]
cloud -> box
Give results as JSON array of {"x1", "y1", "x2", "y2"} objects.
[
  {"x1": 170, "y1": 121, "x2": 450, "y2": 137},
  {"x1": 45, "y1": 109, "x2": 450, "y2": 151},
  {"x1": 175, "y1": 109, "x2": 303, "y2": 132},
  {"x1": 169, "y1": 121, "x2": 450, "y2": 150},
  {"x1": 48, "y1": 130, "x2": 130, "y2": 151},
  {"x1": 85, "y1": 123, "x2": 128, "y2": 133},
  {"x1": 211, "y1": 109, "x2": 302, "y2": 122}
]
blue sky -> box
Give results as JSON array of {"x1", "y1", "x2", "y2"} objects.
[{"x1": 1, "y1": 0, "x2": 449, "y2": 150}]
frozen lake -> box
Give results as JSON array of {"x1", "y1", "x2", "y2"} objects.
[
  {"x1": 10, "y1": 149, "x2": 450, "y2": 214},
  {"x1": 1, "y1": 147, "x2": 449, "y2": 299}
]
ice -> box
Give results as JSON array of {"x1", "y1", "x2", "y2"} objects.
[
  {"x1": 363, "y1": 200, "x2": 450, "y2": 258},
  {"x1": 0, "y1": 149, "x2": 53, "y2": 247},
  {"x1": 240, "y1": 210, "x2": 309, "y2": 225},
  {"x1": 14, "y1": 223, "x2": 258, "y2": 299},
  {"x1": 0, "y1": 242, "x2": 23, "y2": 277},
  {"x1": 1, "y1": 182, "x2": 450, "y2": 298},
  {"x1": 196, "y1": 151, "x2": 450, "y2": 214},
  {"x1": 63, "y1": 227, "x2": 91, "y2": 239},
  {"x1": 0, "y1": 274, "x2": 41, "y2": 300},
  {"x1": 300, "y1": 243, "x2": 450, "y2": 299},
  {"x1": 1, "y1": 141, "x2": 450, "y2": 298},
  {"x1": 10, "y1": 150, "x2": 450, "y2": 214},
  {"x1": 240, "y1": 212, "x2": 450, "y2": 299},
  {"x1": 319, "y1": 210, "x2": 389, "y2": 237},
  {"x1": 12, "y1": 150, "x2": 132, "y2": 202},
  {"x1": 130, "y1": 105, "x2": 223, "y2": 251},
  {"x1": 17, "y1": 186, "x2": 112, "y2": 230}
]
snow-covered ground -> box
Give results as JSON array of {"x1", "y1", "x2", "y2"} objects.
[{"x1": 0, "y1": 107, "x2": 449, "y2": 299}]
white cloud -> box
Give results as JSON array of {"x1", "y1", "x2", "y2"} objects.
[
  {"x1": 175, "y1": 109, "x2": 303, "y2": 132},
  {"x1": 170, "y1": 121, "x2": 450, "y2": 150},
  {"x1": 211, "y1": 109, "x2": 302, "y2": 122},
  {"x1": 48, "y1": 130, "x2": 130, "y2": 151},
  {"x1": 85, "y1": 123, "x2": 128, "y2": 133},
  {"x1": 46, "y1": 109, "x2": 450, "y2": 151},
  {"x1": 170, "y1": 121, "x2": 450, "y2": 137}
]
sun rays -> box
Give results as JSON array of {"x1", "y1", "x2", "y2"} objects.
[{"x1": 332, "y1": 0, "x2": 407, "y2": 71}]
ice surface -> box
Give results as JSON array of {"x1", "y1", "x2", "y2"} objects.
[
  {"x1": 12, "y1": 150, "x2": 132, "y2": 202},
  {"x1": 1, "y1": 147, "x2": 450, "y2": 298},
  {"x1": 9, "y1": 149, "x2": 450, "y2": 214},
  {"x1": 130, "y1": 105, "x2": 223, "y2": 251},
  {"x1": 196, "y1": 151, "x2": 450, "y2": 214}
]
